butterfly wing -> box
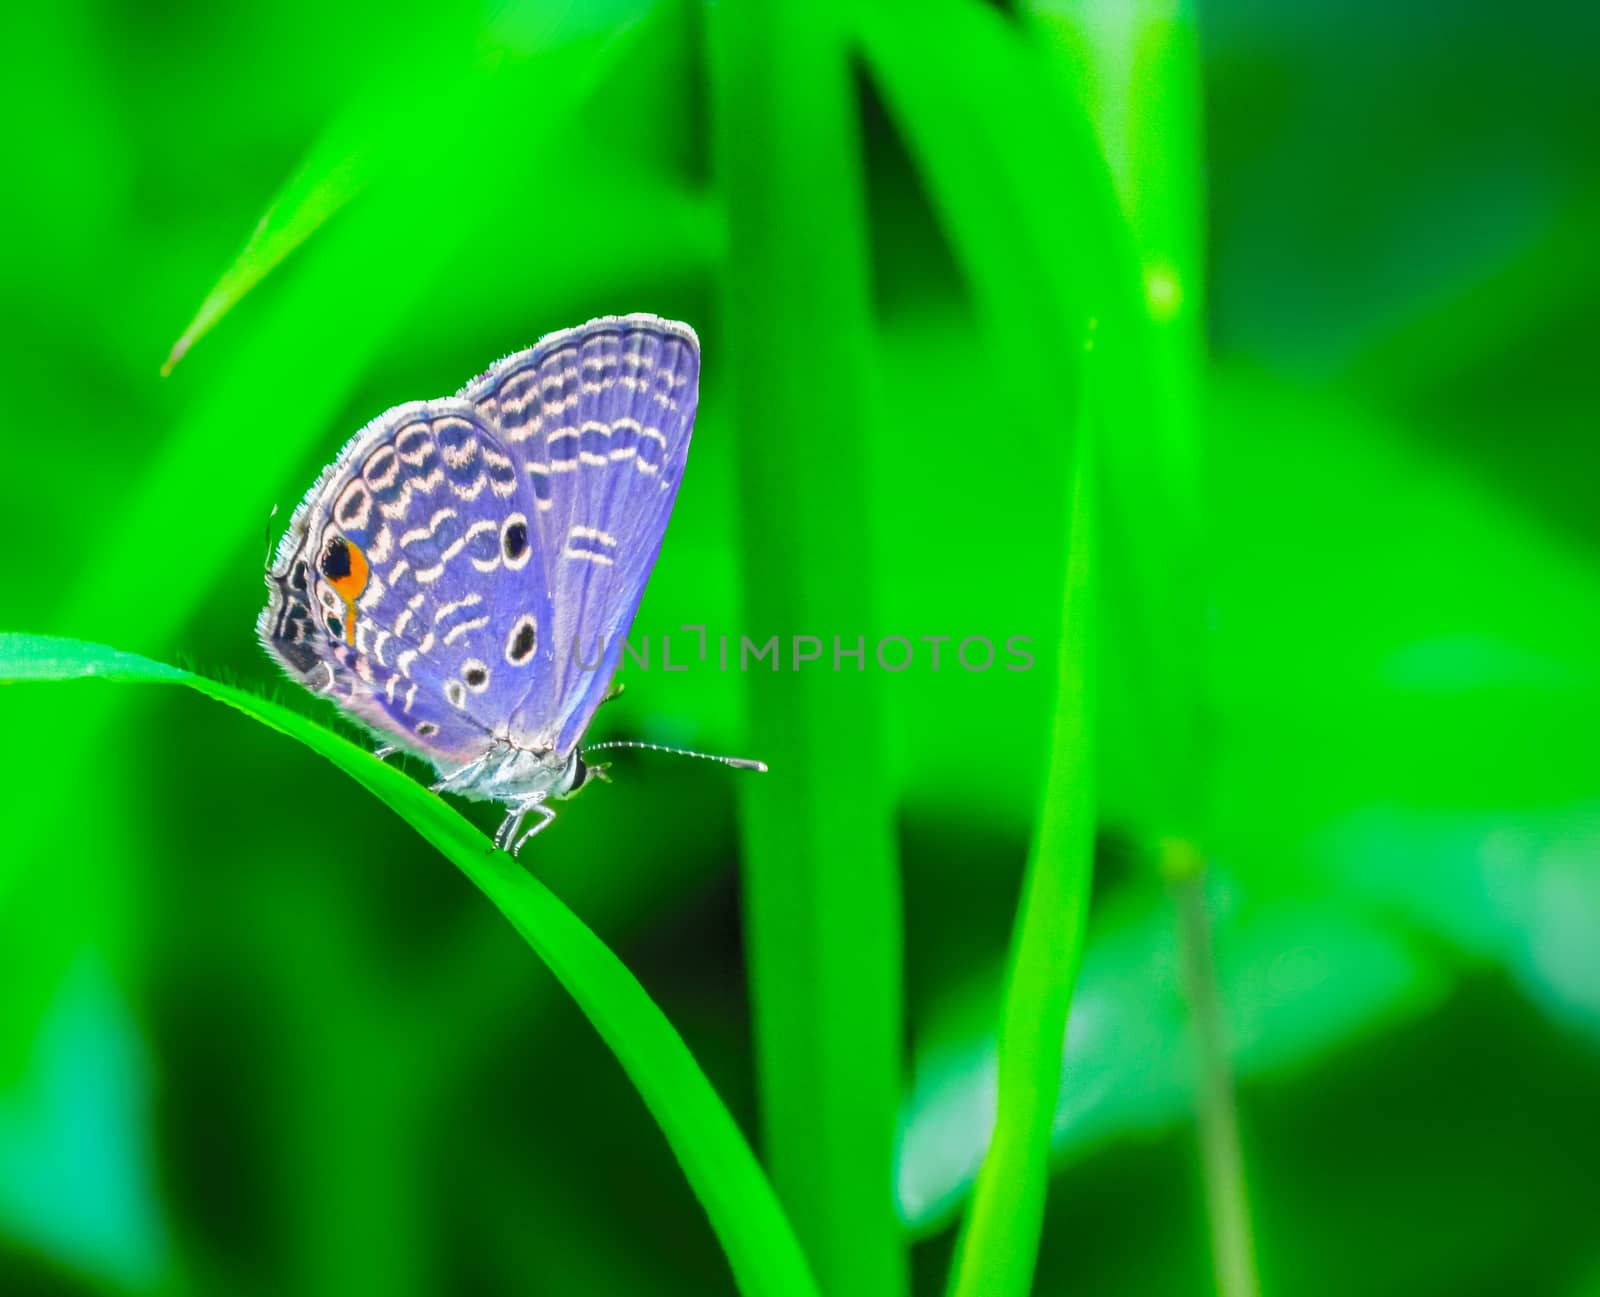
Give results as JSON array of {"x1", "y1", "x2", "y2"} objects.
[
  {"x1": 258, "y1": 399, "x2": 554, "y2": 770},
  {"x1": 464, "y1": 315, "x2": 699, "y2": 756}
]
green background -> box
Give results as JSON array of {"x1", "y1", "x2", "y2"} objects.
[{"x1": 1, "y1": 1, "x2": 1597, "y2": 1294}]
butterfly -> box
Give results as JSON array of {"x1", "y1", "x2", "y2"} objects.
[{"x1": 258, "y1": 314, "x2": 758, "y2": 854}]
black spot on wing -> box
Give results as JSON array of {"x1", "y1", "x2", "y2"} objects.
[
  {"x1": 509, "y1": 621, "x2": 536, "y2": 661},
  {"x1": 320, "y1": 536, "x2": 352, "y2": 581}
]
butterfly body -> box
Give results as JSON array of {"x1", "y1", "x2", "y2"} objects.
[{"x1": 259, "y1": 314, "x2": 699, "y2": 851}]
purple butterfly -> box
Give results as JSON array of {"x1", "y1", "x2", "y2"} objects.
[{"x1": 259, "y1": 315, "x2": 757, "y2": 853}]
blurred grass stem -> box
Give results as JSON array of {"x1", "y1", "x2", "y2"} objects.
[
  {"x1": 1166, "y1": 841, "x2": 1262, "y2": 1297},
  {"x1": 710, "y1": 5, "x2": 906, "y2": 1293}
]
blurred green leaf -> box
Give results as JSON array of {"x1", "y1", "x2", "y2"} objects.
[
  {"x1": 0, "y1": 633, "x2": 819, "y2": 1297},
  {"x1": 1208, "y1": 367, "x2": 1600, "y2": 883},
  {"x1": 897, "y1": 870, "x2": 1448, "y2": 1235},
  {"x1": 0, "y1": 955, "x2": 165, "y2": 1290}
]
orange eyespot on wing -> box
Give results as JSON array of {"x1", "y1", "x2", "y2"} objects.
[{"x1": 319, "y1": 534, "x2": 369, "y2": 644}]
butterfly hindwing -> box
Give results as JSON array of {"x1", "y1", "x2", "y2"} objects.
[
  {"x1": 259, "y1": 399, "x2": 554, "y2": 765},
  {"x1": 465, "y1": 315, "x2": 699, "y2": 755}
]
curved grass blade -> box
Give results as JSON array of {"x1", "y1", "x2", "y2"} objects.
[
  {"x1": 855, "y1": 6, "x2": 1115, "y2": 1295},
  {"x1": 0, "y1": 633, "x2": 820, "y2": 1297},
  {"x1": 160, "y1": 122, "x2": 371, "y2": 376},
  {"x1": 1028, "y1": 8, "x2": 1262, "y2": 1293},
  {"x1": 160, "y1": 8, "x2": 650, "y2": 376},
  {"x1": 946, "y1": 427, "x2": 1096, "y2": 1297}
]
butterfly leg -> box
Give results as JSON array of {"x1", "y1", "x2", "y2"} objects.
[
  {"x1": 513, "y1": 804, "x2": 556, "y2": 855},
  {"x1": 494, "y1": 795, "x2": 556, "y2": 856},
  {"x1": 493, "y1": 795, "x2": 534, "y2": 851}
]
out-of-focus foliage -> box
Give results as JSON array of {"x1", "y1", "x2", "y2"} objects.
[{"x1": 0, "y1": 0, "x2": 1595, "y2": 1294}]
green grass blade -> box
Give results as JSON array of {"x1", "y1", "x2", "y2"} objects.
[
  {"x1": 707, "y1": 6, "x2": 906, "y2": 1295},
  {"x1": 1032, "y1": 9, "x2": 1264, "y2": 1293},
  {"x1": 0, "y1": 632, "x2": 820, "y2": 1297},
  {"x1": 854, "y1": 8, "x2": 1116, "y2": 1291},
  {"x1": 159, "y1": 12, "x2": 647, "y2": 375},
  {"x1": 855, "y1": 0, "x2": 1122, "y2": 363},
  {"x1": 855, "y1": 0, "x2": 1127, "y2": 666},
  {"x1": 946, "y1": 426, "x2": 1096, "y2": 1297},
  {"x1": 159, "y1": 117, "x2": 371, "y2": 375}
]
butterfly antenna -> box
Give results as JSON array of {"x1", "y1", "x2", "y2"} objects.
[
  {"x1": 582, "y1": 740, "x2": 768, "y2": 773},
  {"x1": 262, "y1": 503, "x2": 280, "y2": 572}
]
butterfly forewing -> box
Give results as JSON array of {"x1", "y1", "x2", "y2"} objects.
[{"x1": 466, "y1": 316, "x2": 699, "y2": 755}]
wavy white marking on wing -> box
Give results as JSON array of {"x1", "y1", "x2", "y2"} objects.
[
  {"x1": 380, "y1": 469, "x2": 446, "y2": 520},
  {"x1": 400, "y1": 508, "x2": 458, "y2": 548},
  {"x1": 443, "y1": 616, "x2": 490, "y2": 645},
  {"x1": 414, "y1": 522, "x2": 494, "y2": 583},
  {"x1": 366, "y1": 525, "x2": 394, "y2": 563},
  {"x1": 450, "y1": 472, "x2": 489, "y2": 501},
  {"x1": 434, "y1": 593, "x2": 484, "y2": 623}
]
